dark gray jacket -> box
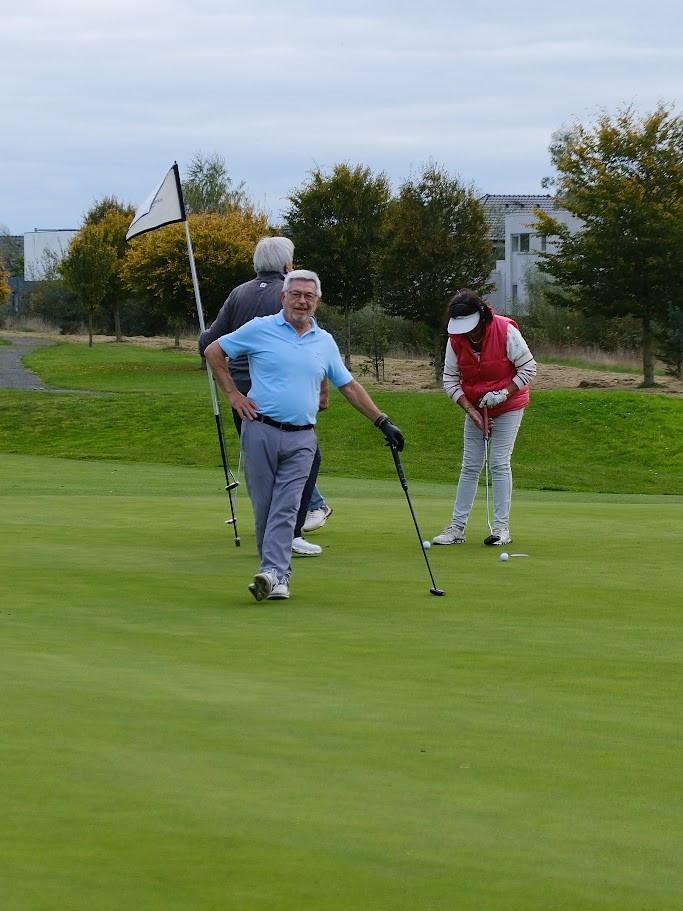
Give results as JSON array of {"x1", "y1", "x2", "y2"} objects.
[{"x1": 198, "y1": 271, "x2": 284, "y2": 384}]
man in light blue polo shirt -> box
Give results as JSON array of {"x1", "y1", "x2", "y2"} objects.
[{"x1": 203, "y1": 269, "x2": 404, "y2": 603}]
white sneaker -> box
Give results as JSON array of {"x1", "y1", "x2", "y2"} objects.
[
  {"x1": 432, "y1": 524, "x2": 466, "y2": 545},
  {"x1": 292, "y1": 536, "x2": 322, "y2": 557},
  {"x1": 248, "y1": 570, "x2": 277, "y2": 602},
  {"x1": 268, "y1": 576, "x2": 290, "y2": 600},
  {"x1": 484, "y1": 529, "x2": 512, "y2": 546},
  {"x1": 302, "y1": 506, "x2": 333, "y2": 533}
]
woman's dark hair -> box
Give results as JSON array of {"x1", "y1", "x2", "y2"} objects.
[{"x1": 446, "y1": 288, "x2": 494, "y2": 326}]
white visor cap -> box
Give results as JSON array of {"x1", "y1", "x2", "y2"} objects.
[{"x1": 447, "y1": 312, "x2": 481, "y2": 335}]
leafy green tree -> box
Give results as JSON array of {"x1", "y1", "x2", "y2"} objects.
[
  {"x1": 374, "y1": 162, "x2": 493, "y2": 380},
  {"x1": 121, "y1": 210, "x2": 269, "y2": 346},
  {"x1": 59, "y1": 228, "x2": 117, "y2": 346},
  {"x1": 285, "y1": 163, "x2": 391, "y2": 366},
  {"x1": 182, "y1": 151, "x2": 248, "y2": 215},
  {"x1": 77, "y1": 198, "x2": 136, "y2": 341},
  {"x1": 82, "y1": 195, "x2": 135, "y2": 227},
  {"x1": 535, "y1": 103, "x2": 683, "y2": 386}
]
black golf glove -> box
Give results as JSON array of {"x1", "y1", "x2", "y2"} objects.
[{"x1": 374, "y1": 414, "x2": 405, "y2": 451}]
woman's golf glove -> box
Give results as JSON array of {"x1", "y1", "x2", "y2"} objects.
[
  {"x1": 374, "y1": 414, "x2": 405, "y2": 451},
  {"x1": 479, "y1": 389, "x2": 509, "y2": 408}
]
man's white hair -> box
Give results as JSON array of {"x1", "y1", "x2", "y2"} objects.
[
  {"x1": 283, "y1": 269, "x2": 322, "y2": 298},
  {"x1": 253, "y1": 236, "x2": 294, "y2": 273}
]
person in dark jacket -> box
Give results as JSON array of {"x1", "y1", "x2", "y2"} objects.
[{"x1": 199, "y1": 237, "x2": 330, "y2": 556}]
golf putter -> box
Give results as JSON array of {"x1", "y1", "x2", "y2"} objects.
[{"x1": 389, "y1": 444, "x2": 445, "y2": 597}]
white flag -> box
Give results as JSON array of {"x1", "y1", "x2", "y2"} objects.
[{"x1": 126, "y1": 163, "x2": 186, "y2": 240}]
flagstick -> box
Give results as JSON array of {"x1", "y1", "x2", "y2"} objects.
[{"x1": 184, "y1": 221, "x2": 241, "y2": 547}]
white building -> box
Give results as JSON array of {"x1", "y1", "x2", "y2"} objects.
[
  {"x1": 23, "y1": 228, "x2": 78, "y2": 280},
  {"x1": 480, "y1": 195, "x2": 583, "y2": 313}
]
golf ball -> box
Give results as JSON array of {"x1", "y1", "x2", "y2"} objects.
[
  {"x1": 500, "y1": 552, "x2": 509, "y2": 562},
  {"x1": 423, "y1": 540, "x2": 431, "y2": 549}
]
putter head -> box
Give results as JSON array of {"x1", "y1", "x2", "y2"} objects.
[{"x1": 430, "y1": 587, "x2": 445, "y2": 597}]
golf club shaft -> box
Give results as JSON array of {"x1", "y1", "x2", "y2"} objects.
[
  {"x1": 482, "y1": 406, "x2": 493, "y2": 535},
  {"x1": 389, "y1": 445, "x2": 443, "y2": 594}
]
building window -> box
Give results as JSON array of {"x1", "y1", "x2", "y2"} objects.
[
  {"x1": 512, "y1": 284, "x2": 518, "y2": 302},
  {"x1": 511, "y1": 233, "x2": 531, "y2": 253}
]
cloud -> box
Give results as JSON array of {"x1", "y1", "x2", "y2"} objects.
[{"x1": 2, "y1": 0, "x2": 682, "y2": 232}]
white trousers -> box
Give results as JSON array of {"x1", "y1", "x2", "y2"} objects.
[{"x1": 450, "y1": 408, "x2": 525, "y2": 533}]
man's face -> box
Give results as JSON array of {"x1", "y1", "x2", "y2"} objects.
[{"x1": 281, "y1": 279, "x2": 320, "y2": 330}]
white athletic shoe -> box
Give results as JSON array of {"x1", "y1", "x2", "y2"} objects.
[
  {"x1": 248, "y1": 570, "x2": 277, "y2": 602},
  {"x1": 302, "y1": 506, "x2": 333, "y2": 533},
  {"x1": 432, "y1": 524, "x2": 466, "y2": 545},
  {"x1": 268, "y1": 576, "x2": 290, "y2": 600},
  {"x1": 484, "y1": 529, "x2": 512, "y2": 546},
  {"x1": 292, "y1": 536, "x2": 322, "y2": 557}
]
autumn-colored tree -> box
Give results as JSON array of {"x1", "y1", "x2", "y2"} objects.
[
  {"x1": 0, "y1": 260, "x2": 10, "y2": 306},
  {"x1": 121, "y1": 210, "x2": 269, "y2": 346},
  {"x1": 535, "y1": 103, "x2": 683, "y2": 386},
  {"x1": 285, "y1": 163, "x2": 391, "y2": 366},
  {"x1": 374, "y1": 163, "x2": 492, "y2": 380}
]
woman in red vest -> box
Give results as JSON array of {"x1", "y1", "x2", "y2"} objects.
[{"x1": 432, "y1": 289, "x2": 536, "y2": 547}]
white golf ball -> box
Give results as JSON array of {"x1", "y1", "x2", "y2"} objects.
[
  {"x1": 423, "y1": 540, "x2": 431, "y2": 549},
  {"x1": 500, "y1": 552, "x2": 509, "y2": 562}
]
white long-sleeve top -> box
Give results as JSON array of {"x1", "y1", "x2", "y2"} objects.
[{"x1": 443, "y1": 324, "x2": 537, "y2": 403}]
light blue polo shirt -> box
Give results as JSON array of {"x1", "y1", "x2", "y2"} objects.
[{"x1": 218, "y1": 311, "x2": 353, "y2": 425}]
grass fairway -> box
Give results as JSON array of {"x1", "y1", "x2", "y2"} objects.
[{"x1": 2, "y1": 454, "x2": 681, "y2": 910}]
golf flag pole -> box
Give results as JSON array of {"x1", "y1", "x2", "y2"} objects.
[
  {"x1": 126, "y1": 163, "x2": 240, "y2": 546},
  {"x1": 182, "y1": 218, "x2": 241, "y2": 547}
]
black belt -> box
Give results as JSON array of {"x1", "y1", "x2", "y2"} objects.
[{"x1": 254, "y1": 413, "x2": 314, "y2": 432}]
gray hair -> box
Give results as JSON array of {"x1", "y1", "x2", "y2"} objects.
[
  {"x1": 283, "y1": 269, "x2": 322, "y2": 298},
  {"x1": 253, "y1": 236, "x2": 294, "y2": 273}
]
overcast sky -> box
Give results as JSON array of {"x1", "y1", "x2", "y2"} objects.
[{"x1": 3, "y1": 0, "x2": 682, "y2": 235}]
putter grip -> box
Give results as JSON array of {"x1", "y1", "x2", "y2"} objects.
[
  {"x1": 391, "y1": 446, "x2": 409, "y2": 491},
  {"x1": 482, "y1": 406, "x2": 490, "y2": 440}
]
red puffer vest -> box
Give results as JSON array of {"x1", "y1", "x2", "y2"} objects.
[{"x1": 449, "y1": 314, "x2": 530, "y2": 416}]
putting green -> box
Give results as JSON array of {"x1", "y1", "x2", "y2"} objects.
[{"x1": 1, "y1": 455, "x2": 681, "y2": 910}]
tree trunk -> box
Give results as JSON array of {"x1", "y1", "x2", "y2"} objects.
[
  {"x1": 88, "y1": 312, "x2": 93, "y2": 348},
  {"x1": 114, "y1": 303, "x2": 122, "y2": 342},
  {"x1": 433, "y1": 329, "x2": 444, "y2": 383},
  {"x1": 344, "y1": 305, "x2": 352, "y2": 369},
  {"x1": 641, "y1": 314, "x2": 656, "y2": 387}
]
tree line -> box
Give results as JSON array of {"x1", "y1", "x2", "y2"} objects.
[{"x1": 3, "y1": 104, "x2": 682, "y2": 384}]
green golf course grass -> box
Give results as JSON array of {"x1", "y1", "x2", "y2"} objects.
[
  {"x1": 1, "y1": 340, "x2": 682, "y2": 909},
  {"x1": 2, "y1": 339, "x2": 681, "y2": 495}
]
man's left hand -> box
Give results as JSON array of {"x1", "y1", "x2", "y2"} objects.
[{"x1": 376, "y1": 416, "x2": 405, "y2": 451}]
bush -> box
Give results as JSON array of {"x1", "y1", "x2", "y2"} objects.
[
  {"x1": 316, "y1": 303, "x2": 431, "y2": 359},
  {"x1": 25, "y1": 280, "x2": 85, "y2": 334},
  {"x1": 519, "y1": 267, "x2": 642, "y2": 357},
  {"x1": 93, "y1": 298, "x2": 174, "y2": 338}
]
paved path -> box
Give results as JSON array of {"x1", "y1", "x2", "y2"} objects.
[
  {"x1": 0, "y1": 335, "x2": 92, "y2": 393},
  {"x1": 0, "y1": 336, "x2": 58, "y2": 390}
]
